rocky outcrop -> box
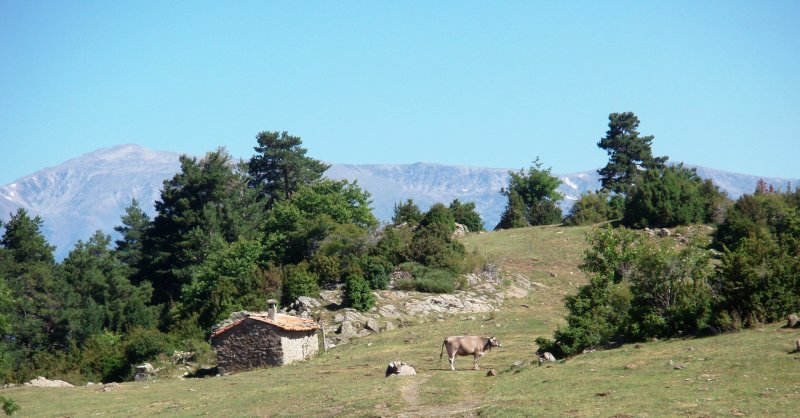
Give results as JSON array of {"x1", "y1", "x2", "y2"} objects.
[
  {"x1": 23, "y1": 376, "x2": 74, "y2": 387},
  {"x1": 297, "y1": 265, "x2": 534, "y2": 348}
]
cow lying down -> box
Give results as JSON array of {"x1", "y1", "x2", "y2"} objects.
[{"x1": 439, "y1": 335, "x2": 501, "y2": 371}]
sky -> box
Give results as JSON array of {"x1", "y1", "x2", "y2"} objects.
[{"x1": 1, "y1": 1, "x2": 799, "y2": 185}]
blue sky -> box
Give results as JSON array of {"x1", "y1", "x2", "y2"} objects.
[{"x1": 1, "y1": 1, "x2": 798, "y2": 185}]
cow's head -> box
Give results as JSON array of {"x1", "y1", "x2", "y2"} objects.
[{"x1": 489, "y1": 336, "x2": 501, "y2": 348}]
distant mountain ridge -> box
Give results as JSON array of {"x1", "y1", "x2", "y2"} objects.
[{"x1": 1, "y1": 144, "x2": 797, "y2": 260}]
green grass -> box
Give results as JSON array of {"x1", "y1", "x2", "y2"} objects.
[{"x1": 5, "y1": 225, "x2": 800, "y2": 417}]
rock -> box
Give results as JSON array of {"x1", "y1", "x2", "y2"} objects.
[
  {"x1": 296, "y1": 296, "x2": 321, "y2": 309},
  {"x1": 788, "y1": 313, "x2": 798, "y2": 328},
  {"x1": 23, "y1": 376, "x2": 74, "y2": 387},
  {"x1": 365, "y1": 318, "x2": 380, "y2": 332},
  {"x1": 385, "y1": 361, "x2": 416, "y2": 377},
  {"x1": 543, "y1": 352, "x2": 557, "y2": 362},
  {"x1": 462, "y1": 315, "x2": 476, "y2": 321},
  {"x1": 486, "y1": 369, "x2": 497, "y2": 377},
  {"x1": 657, "y1": 228, "x2": 671, "y2": 237},
  {"x1": 453, "y1": 223, "x2": 469, "y2": 237},
  {"x1": 357, "y1": 328, "x2": 372, "y2": 338},
  {"x1": 673, "y1": 363, "x2": 685, "y2": 370},
  {"x1": 99, "y1": 382, "x2": 120, "y2": 392},
  {"x1": 338, "y1": 320, "x2": 359, "y2": 339},
  {"x1": 624, "y1": 364, "x2": 637, "y2": 369},
  {"x1": 384, "y1": 321, "x2": 396, "y2": 331},
  {"x1": 171, "y1": 351, "x2": 195, "y2": 364},
  {"x1": 512, "y1": 360, "x2": 524, "y2": 369},
  {"x1": 136, "y1": 363, "x2": 155, "y2": 374}
]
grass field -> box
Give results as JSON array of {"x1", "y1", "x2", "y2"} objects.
[{"x1": 4, "y1": 225, "x2": 800, "y2": 417}]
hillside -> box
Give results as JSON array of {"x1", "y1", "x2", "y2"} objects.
[
  {"x1": 1, "y1": 144, "x2": 797, "y2": 259},
  {"x1": 4, "y1": 225, "x2": 799, "y2": 417}
]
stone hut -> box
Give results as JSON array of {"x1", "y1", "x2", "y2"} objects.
[{"x1": 211, "y1": 300, "x2": 320, "y2": 374}]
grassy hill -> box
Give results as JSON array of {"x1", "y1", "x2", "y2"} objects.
[{"x1": 5, "y1": 225, "x2": 800, "y2": 417}]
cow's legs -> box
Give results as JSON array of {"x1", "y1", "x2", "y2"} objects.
[
  {"x1": 473, "y1": 354, "x2": 480, "y2": 370},
  {"x1": 449, "y1": 355, "x2": 456, "y2": 371}
]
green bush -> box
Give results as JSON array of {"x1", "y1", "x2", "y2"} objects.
[
  {"x1": 622, "y1": 165, "x2": 725, "y2": 228},
  {"x1": 80, "y1": 332, "x2": 127, "y2": 383},
  {"x1": 711, "y1": 188, "x2": 800, "y2": 329},
  {"x1": 563, "y1": 191, "x2": 622, "y2": 226},
  {"x1": 124, "y1": 327, "x2": 174, "y2": 366},
  {"x1": 0, "y1": 396, "x2": 20, "y2": 415},
  {"x1": 540, "y1": 227, "x2": 716, "y2": 357},
  {"x1": 394, "y1": 265, "x2": 456, "y2": 294},
  {"x1": 449, "y1": 199, "x2": 484, "y2": 232},
  {"x1": 280, "y1": 264, "x2": 320, "y2": 306},
  {"x1": 409, "y1": 223, "x2": 465, "y2": 273},
  {"x1": 363, "y1": 256, "x2": 391, "y2": 290},
  {"x1": 342, "y1": 274, "x2": 374, "y2": 312}
]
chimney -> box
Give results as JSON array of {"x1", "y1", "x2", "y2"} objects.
[{"x1": 267, "y1": 299, "x2": 277, "y2": 320}]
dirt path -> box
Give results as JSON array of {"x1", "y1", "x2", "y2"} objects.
[{"x1": 396, "y1": 374, "x2": 482, "y2": 418}]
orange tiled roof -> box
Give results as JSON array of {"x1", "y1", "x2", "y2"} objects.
[{"x1": 211, "y1": 312, "x2": 320, "y2": 339}]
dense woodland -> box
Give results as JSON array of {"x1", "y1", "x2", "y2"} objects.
[{"x1": 1, "y1": 113, "x2": 798, "y2": 390}]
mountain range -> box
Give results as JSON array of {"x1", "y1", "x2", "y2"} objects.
[{"x1": 1, "y1": 144, "x2": 796, "y2": 260}]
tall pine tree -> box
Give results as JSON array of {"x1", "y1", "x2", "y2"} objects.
[{"x1": 597, "y1": 112, "x2": 667, "y2": 194}]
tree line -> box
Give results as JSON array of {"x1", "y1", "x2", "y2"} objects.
[{"x1": 0, "y1": 131, "x2": 485, "y2": 385}]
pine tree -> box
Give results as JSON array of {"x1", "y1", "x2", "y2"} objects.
[
  {"x1": 113, "y1": 199, "x2": 150, "y2": 277},
  {"x1": 597, "y1": 112, "x2": 667, "y2": 194},
  {"x1": 248, "y1": 131, "x2": 329, "y2": 207}
]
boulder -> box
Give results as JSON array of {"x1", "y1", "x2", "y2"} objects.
[
  {"x1": 543, "y1": 352, "x2": 557, "y2": 363},
  {"x1": 171, "y1": 351, "x2": 195, "y2": 365},
  {"x1": 337, "y1": 320, "x2": 359, "y2": 339},
  {"x1": 788, "y1": 313, "x2": 799, "y2": 328},
  {"x1": 23, "y1": 376, "x2": 74, "y2": 387},
  {"x1": 365, "y1": 318, "x2": 380, "y2": 332},
  {"x1": 486, "y1": 369, "x2": 498, "y2": 377},
  {"x1": 453, "y1": 223, "x2": 469, "y2": 237},
  {"x1": 385, "y1": 361, "x2": 416, "y2": 377}
]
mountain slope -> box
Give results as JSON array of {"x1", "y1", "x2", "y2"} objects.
[{"x1": 1, "y1": 144, "x2": 796, "y2": 259}]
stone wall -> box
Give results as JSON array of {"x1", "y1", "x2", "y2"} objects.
[
  {"x1": 212, "y1": 319, "x2": 283, "y2": 374},
  {"x1": 279, "y1": 329, "x2": 319, "y2": 364}
]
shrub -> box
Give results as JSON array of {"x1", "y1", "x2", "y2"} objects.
[
  {"x1": 0, "y1": 396, "x2": 20, "y2": 415},
  {"x1": 80, "y1": 332, "x2": 127, "y2": 383},
  {"x1": 280, "y1": 264, "x2": 320, "y2": 306},
  {"x1": 363, "y1": 256, "x2": 391, "y2": 290},
  {"x1": 540, "y1": 227, "x2": 716, "y2": 357},
  {"x1": 409, "y1": 223, "x2": 465, "y2": 273},
  {"x1": 394, "y1": 264, "x2": 456, "y2": 294},
  {"x1": 622, "y1": 164, "x2": 725, "y2": 228},
  {"x1": 124, "y1": 327, "x2": 174, "y2": 366},
  {"x1": 342, "y1": 274, "x2": 374, "y2": 312},
  {"x1": 449, "y1": 199, "x2": 484, "y2": 232},
  {"x1": 563, "y1": 191, "x2": 622, "y2": 226}
]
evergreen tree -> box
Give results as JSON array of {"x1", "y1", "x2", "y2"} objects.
[
  {"x1": 449, "y1": 199, "x2": 484, "y2": 232},
  {"x1": 138, "y1": 148, "x2": 261, "y2": 305},
  {"x1": 597, "y1": 112, "x2": 667, "y2": 194},
  {"x1": 0, "y1": 209, "x2": 70, "y2": 381},
  {"x1": 113, "y1": 199, "x2": 150, "y2": 277},
  {"x1": 392, "y1": 199, "x2": 423, "y2": 226},
  {"x1": 248, "y1": 131, "x2": 329, "y2": 207},
  {"x1": 61, "y1": 231, "x2": 155, "y2": 344},
  {"x1": 622, "y1": 164, "x2": 723, "y2": 228},
  {"x1": 496, "y1": 158, "x2": 563, "y2": 228},
  {"x1": 495, "y1": 190, "x2": 529, "y2": 230}
]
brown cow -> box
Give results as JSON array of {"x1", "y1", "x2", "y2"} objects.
[{"x1": 439, "y1": 336, "x2": 501, "y2": 371}]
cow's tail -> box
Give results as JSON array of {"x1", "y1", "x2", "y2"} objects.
[{"x1": 439, "y1": 340, "x2": 445, "y2": 364}]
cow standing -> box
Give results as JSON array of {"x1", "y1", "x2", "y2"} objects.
[{"x1": 439, "y1": 336, "x2": 501, "y2": 371}]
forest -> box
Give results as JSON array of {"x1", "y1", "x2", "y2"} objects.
[{"x1": 1, "y1": 112, "x2": 798, "y2": 392}]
